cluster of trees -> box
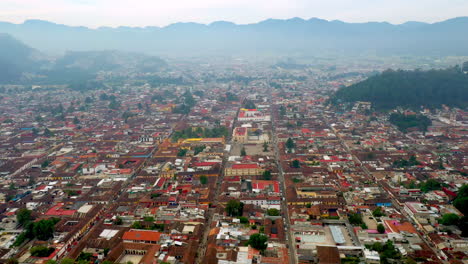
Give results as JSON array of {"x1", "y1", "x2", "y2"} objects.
[
  {"x1": 454, "y1": 185, "x2": 468, "y2": 215},
  {"x1": 452, "y1": 185, "x2": 468, "y2": 236},
  {"x1": 330, "y1": 67, "x2": 468, "y2": 110},
  {"x1": 267, "y1": 208, "x2": 280, "y2": 216},
  {"x1": 366, "y1": 241, "x2": 402, "y2": 264},
  {"x1": 348, "y1": 212, "x2": 368, "y2": 229},
  {"x1": 419, "y1": 179, "x2": 442, "y2": 192},
  {"x1": 193, "y1": 145, "x2": 206, "y2": 155},
  {"x1": 172, "y1": 126, "x2": 229, "y2": 142},
  {"x1": 291, "y1": 159, "x2": 300, "y2": 168},
  {"x1": 177, "y1": 148, "x2": 188, "y2": 157},
  {"x1": 130, "y1": 221, "x2": 165, "y2": 231},
  {"x1": 13, "y1": 210, "x2": 60, "y2": 247},
  {"x1": 225, "y1": 199, "x2": 244, "y2": 217},
  {"x1": 30, "y1": 246, "x2": 55, "y2": 257},
  {"x1": 392, "y1": 155, "x2": 420, "y2": 168},
  {"x1": 262, "y1": 170, "x2": 272, "y2": 180},
  {"x1": 199, "y1": 175, "x2": 208, "y2": 184},
  {"x1": 389, "y1": 113, "x2": 432, "y2": 132},
  {"x1": 219, "y1": 92, "x2": 239, "y2": 102},
  {"x1": 240, "y1": 147, "x2": 247, "y2": 156},
  {"x1": 243, "y1": 100, "x2": 256, "y2": 109},
  {"x1": 172, "y1": 91, "x2": 196, "y2": 114},
  {"x1": 279, "y1": 105, "x2": 286, "y2": 116},
  {"x1": 247, "y1": 233, "x2": 268, "y2": 251},
  {"x1": 439, "y1": 213, "x2": 460, "y2": 226},
  {"x1": 285, "y1": 138, "x2": 295, "y2": 152}
]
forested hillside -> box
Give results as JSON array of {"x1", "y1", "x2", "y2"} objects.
[{"x1": 331, "y1": 67, "x2": 468, "y2": 110}]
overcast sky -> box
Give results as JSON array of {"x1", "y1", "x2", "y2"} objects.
[{"x1": 1, "y1": 0, "x2": 468, "y2": 28}]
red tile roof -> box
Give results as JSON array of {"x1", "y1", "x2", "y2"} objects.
[
  {"x1": 122, "y1": 230, "x2": 162, "y2": 242},
  {"x1": 232, "y1": 164, "x2": 259, "y2": 169}
]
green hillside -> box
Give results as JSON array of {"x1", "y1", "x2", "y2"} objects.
[{"x1": 331, "y1": 66, "x2": 468, "y2": 110}]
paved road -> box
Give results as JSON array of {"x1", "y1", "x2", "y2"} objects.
[
  {"x1": 194, "y1": 106, "x2": 240, "y2": 264},
  {"x1": 271, "y1": 104, "x2": 297, "y2": 264}
]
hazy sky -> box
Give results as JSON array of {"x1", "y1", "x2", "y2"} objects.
[{"x1": 1, "y1": 0, "x2": 468, "y2": 28}]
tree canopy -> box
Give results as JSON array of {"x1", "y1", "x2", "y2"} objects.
[
  {"x1": 439, "y1": 213, "x2": 460, "y2": 226},
  {"x1": 17, "y1": 208, "x2": 32, "y2": 227},
  {"x1": 248, "y1": 233, "x2": 268, "y2": 251},
  {"x1": 331, "y1": 67, "x2": 468, "y2": 110},
  {"x1": 454, "y1": 184, "x2": 468, "y2": 215},
  {"x1": 225, "y1": 199, "x2": 244, "y2": 217},
  {"x1": 389, "y1": 113, "x2": 431, "y2": 132}
]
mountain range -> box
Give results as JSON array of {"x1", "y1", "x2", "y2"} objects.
[
  {"x1": 0, "y1": 33, "x2": 167, "y2": 84},
  {"x1": 1, "y1": 17, "x2": 468, "y2": 57}
]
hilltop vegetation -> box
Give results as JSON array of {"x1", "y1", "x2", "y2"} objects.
[
  {"x1": 331, "y1": 66, "x2": 468, "y2": 110},
  {"x1": 389, "y1": 113, "x2": 432, "y2": 132}
]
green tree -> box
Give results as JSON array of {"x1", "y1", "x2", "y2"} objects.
[
  {"x1": 41, "y1": 160, "x2": 50, "y2": 168},
  {"x1": 267, "y1": 208, "x2": 280, "y2": 216},
  {"x1": 248, "y1": 233, "x2": 268, "y2": 251},
  {"x1": 439, "y1": 213, "x2": 460, "y2": 226},
  {"x1": 377, "y1": 223, "x2": 386, "y2": 234},
  {"x1": 239, "y1": 216, "x2": 249, "y2": 224},
  {"x1": 193, "y1": 145, "x2": 206, "y2": 155},
  {"x1": 419, "y1": 179, "x2": 442, "y2": 193},
  {"x1": 30, "y1": 246, "x2": 55, "y2": 257},
  {"x1": 279, "y1": 105, "x2": 286, "y2": 116},
  {"x1": 17, "y1": 208, "x2": 32, "y2": 227},
  {"x1": 199, "y1": 175, "x2": 208, "y2": 185},
  {"x1": 46, "y1": 260, "x2": 57, "y2": 264},
  {"x1": 131, "y1": 221, "x2": 143, "y2": 229},
  {"x1": 44, "y1": 128, "x2": 54, "y2": 137},
  {"x1": 291, "y1": 159, "x2": 300, "y2": 168},
  {"x1": 226, "y1": 199, "x2": 244, "y2": 217},
  {"x1": 33, "y1": 218, "x2": 59, "y2": 241},
  {"x1": 73, "y1": 116, "x2": 80, "y2": 125},
  {"x1": 454, "y1": 184, "x2": 468, "y2": 215},
  {"x1": 262, "y1": 170, "x2": 272, "y2": 180},
  {"x1": 263, "y1": 141, "x2": 268, "y2": 152},
  {"x1": 243, "y1": 100, "x2": 256, "y2": 109},
  {"x1": 240, "y1": 147, "x2": 247, "y2": 156},
  {"x1": 177, "y1": 148, "x2": 188, "y2": 157},
  {"x1": 348, "y1": 213, "x2": 363, "y2": 225},
  {"x1": 113, "y1": 217, "x2": 123, "y2": 225},
  {"x1": 372, "y1": 207, "x2": 385, "y2": 217},
  {"x1": 285, "y1": 138, "x2": 295, "y2": 150}
]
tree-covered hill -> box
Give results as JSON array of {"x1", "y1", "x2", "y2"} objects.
[{"x1": 330, "y1": 66, "x2": 468, "y2": 110}]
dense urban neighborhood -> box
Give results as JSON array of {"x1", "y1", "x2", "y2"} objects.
[{"x1": 0, "y1": 59, "x2": 467, "y2": 264}]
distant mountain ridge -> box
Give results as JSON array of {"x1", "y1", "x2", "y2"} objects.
[
  {"x1": 0, "y1": 34, "x2": 167, "y2": 84},
  {"x1": 0, "y1": 17, "x2": 468, "y2": 56}
]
